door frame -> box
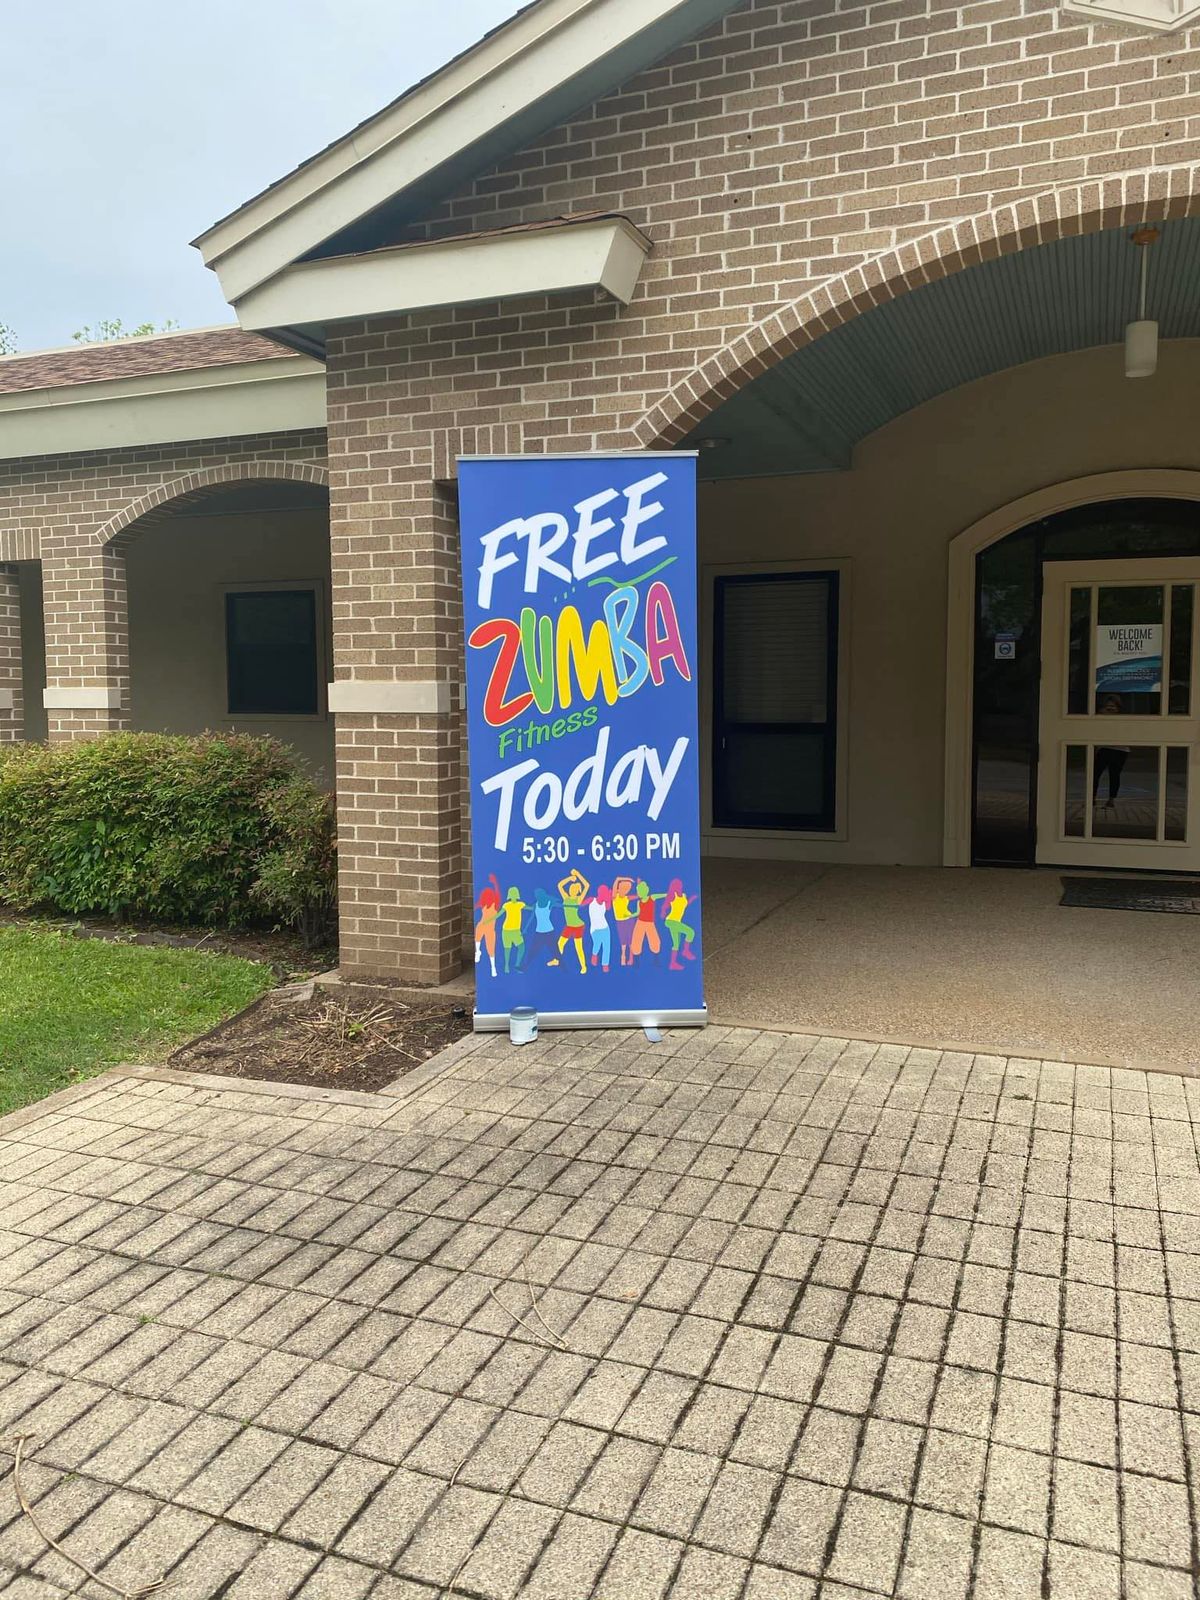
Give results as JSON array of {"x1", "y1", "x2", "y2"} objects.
[
  {"x1": 1036, "y1": 557, "x2": 1200, "y2": 869},
  {"x1": 943, "y1": 470, "x2": 1200, "y2": 866}
]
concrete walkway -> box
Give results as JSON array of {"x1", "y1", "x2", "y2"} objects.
[
  {"x1": 701, "y1": 861, "x2": 1200, "y2": 1069},
  {"x1": 0, "y1": 1026, "x2": 1197, "y2": 1597}
]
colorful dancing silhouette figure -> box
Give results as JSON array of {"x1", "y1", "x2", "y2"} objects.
[
  {"x1": 548, "y1": 869, "x2": 589, "y2": 974},
  {"x1": 587, "y1": 884, "x2": 613, "y2": 972},
  {"x1": 611, "y1": 876, "x2": 637, "y2": 967},
  {"x1": 474, "y1": 874, "x2": 501, "y2": 978},
  {"x1": 663, "y1": 877, "x2": 697, "y2": 971},
  {"x1": 499, "y1": 885, "x2": 526, "y2": 973},
  {"x1": 630, "y1": 878, "x2": 665, "y2": 962},
  {"x1": 527, "y1": 888, "x2": 558, "y2": 967}
]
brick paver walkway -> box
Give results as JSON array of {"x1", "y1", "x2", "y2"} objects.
[{"x1": 0, "y1": 1027, "x2": 1197, "y2": 1598}]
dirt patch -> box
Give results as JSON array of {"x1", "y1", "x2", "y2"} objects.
[{"x1": 168, "y1": 985, "x2": 471, "y2": 1092}]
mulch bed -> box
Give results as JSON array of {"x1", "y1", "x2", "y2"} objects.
[
  {"x1": 168, "y1": 984, "x2": 471, "y2": 1093},
  {"x1": 0, "y1": 909, "x2": 472, "y2": 1093}
]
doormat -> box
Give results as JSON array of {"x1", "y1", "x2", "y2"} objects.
[{"x1": 1060, "y1": 876, "x2": 1200, "y2": 914}]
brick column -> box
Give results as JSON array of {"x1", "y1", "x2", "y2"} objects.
[
  {"x1": 0, "y1": 565, "x2": 23, "y2": 742},
  {"x1": 328, "y1": 464, "x2": 465, "y2": 984},
  {"x1": 41, "y1": 545, "x2": 131, "y2": 741}
]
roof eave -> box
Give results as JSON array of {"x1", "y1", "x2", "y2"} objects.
[{"x1": 194, "y1": 0, "x2": 739, "y2": 307}]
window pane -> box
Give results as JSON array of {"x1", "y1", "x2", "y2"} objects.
[
  {"x1": 722, "y1": 729, "x2": 826, "y2": 820},
  {"x1": 722, "y1": 578, "x2": 829, "y2": 724},
  {"x1": 1169, "y1": 585, "x2": 1194, "y2": 716},
  {"x1": 1067, "y1": 587, "x2": 1091, "y2": 715},
  {"x1": 1094, "y1": 585, "x2": 1163, "y2": 715},
  {"x1": 226, "y1": 591, "x2": 319, "y2": 716},
  {"x1": 1091, "y1": 745, "x2": 1158, "y2": 841},
  {"x1": 1043, "y1": 500, "x2": 1200, "y2": 560},
  {"x1": 1165, "y1": 747, "x2": 1188, "y2": 842},
  {"x1": 1063, "y1": 745, "x2": 1087, "y2": 838},
  {"x1": 715, "y1": 574, "x2": 837, "y2": 830}
]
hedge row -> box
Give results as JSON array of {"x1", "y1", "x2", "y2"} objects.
[{"x1": 0, "y1": 733, "x2": 336, "y2": 942}]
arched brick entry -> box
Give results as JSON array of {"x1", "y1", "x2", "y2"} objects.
[
  {"x1": 95, "y1": 460, "x2": 331, "y2": 551},
  {"x1": 634, "y1": 163, "x2": 1200, "y2": 450},
  {"x1": 44, "y1": 461, "x2": 332, "y2": 741}
]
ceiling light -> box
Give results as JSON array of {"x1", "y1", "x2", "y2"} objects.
[{"x1": 1125, "y1": 227, "x2": 1160, "y2": 379}]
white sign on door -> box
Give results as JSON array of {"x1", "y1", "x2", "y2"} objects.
[{"x1": 1095, "y1": 622, "x2": 1162, "y2": 694}]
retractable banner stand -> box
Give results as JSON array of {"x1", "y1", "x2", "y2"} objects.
[{"x1": 458, "y1": 452, "x2": 705, "y2": 1032}]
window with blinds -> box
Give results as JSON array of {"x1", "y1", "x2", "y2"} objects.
[
  {"x1": 714, "y1": 572, "x2": 839, "y2": 830},
  {"x1": 226, "y1": 589, "x2": 320, "y2": 716}
]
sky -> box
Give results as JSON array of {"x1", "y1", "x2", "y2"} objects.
[{"x1": 0, "y1": 0, "x2": 523, "y2": 351}]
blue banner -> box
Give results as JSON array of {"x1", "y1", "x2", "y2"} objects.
[{"x1": 458, "y1": 453, "x2": 705, "y2": 1030}]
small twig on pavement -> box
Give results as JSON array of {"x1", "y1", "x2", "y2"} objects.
[
  {"x1": 438, "y1": 1451, "x2": 501, "y2": 1597},
  {"x1": 523, "y1": 1261, "x2": 567, "y2": 1349},
  {"x1": 2, "y1": 1434, "x2": 169, "y2": 1599},
  {"x1": 486, "y1": 1285, "x2": 564, "y2": 1350}
]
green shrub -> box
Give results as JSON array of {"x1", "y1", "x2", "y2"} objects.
[
  {"x1": 0, "y1": 733, "x2": 336, "y2": 940},
  {"x1": 250, "y1": 777, "x2": 338, "y2": 948}
]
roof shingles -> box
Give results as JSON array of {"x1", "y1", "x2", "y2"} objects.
[{"x1": 0, "y1": 327, "x2": 296, "y2": 396}]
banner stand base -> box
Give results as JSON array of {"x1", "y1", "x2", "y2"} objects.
[{"x1": 473, "y1": 1007, "x2": 707, "y2": 1034}]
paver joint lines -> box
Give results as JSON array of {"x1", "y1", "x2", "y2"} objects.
[{"x1": 0, "y1": 1024, "x2": 1197, "y2": 1597}]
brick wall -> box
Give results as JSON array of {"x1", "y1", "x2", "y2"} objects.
[
  {"x1": 324, "y1": 0, "x2": 1200, "y2": 981},
  {"x1": 406, "y1": 0, "x2": 1200, "y2": 438},
  {"x1": 0, "y1": 433, "x2": 327, "y2": 738}
]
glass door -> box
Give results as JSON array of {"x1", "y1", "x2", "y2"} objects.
[{"x1": 1037, "y1": 559, "x2": 1200, "y2": 869}]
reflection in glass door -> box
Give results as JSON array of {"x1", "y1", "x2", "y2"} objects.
[{"x1": 1038, "y1": 561, "x2": 1200, "y2": 869}]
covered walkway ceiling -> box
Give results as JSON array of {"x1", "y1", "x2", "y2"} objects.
[{"x1": 687, "y1": 217, "x2": 1200, "y2": 480}]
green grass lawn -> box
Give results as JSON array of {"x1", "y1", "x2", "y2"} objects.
[{"x1": 0, "y1": 925, "x2": 273, "y2": 1116}]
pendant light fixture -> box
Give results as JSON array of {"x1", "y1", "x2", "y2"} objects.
[{"x1": 1125, "y1": 226, "x2": 1160, "y2": 379}]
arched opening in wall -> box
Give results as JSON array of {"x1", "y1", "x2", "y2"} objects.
[
  {"x1": 663, "y1": 215, "x2": 1200, "y2": 876},
  {"x1": 123, "y1": 478, "x2": 333, "y2": 784}
]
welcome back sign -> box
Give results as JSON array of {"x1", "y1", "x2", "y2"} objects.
[{"x1": 458, "y1": 453, "x2": 705, "y2": 1030}]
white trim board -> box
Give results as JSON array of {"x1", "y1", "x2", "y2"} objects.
[
  {"x1": 43, "y1": 687, "x2": 125, "y2": 710},
  {"x1": 0, "y1": 358, "x2": 326, "y2": 462},
  {"x1": 236, "y1": 217, "x2": 652, "y2": 338},
  {"x1": 327, "y1": 679, "x2": 455, "y2": 715}
]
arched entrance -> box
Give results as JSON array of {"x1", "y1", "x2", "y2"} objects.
[
  {"x1": 945, "y1": 476, "x2": 1200, "y2": 871},
  {"x1": 121, "y1": 475, "x2": 334, "y2": 781},
  {"x1": 619, "y1": 199, "x2": 1200, "y2": 876},
  {"x1": 636, "y1": 164, "x2": 1200, "y2": 451}
]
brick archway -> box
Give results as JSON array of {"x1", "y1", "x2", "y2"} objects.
[
  {"x1": 634, "y1": 163, "x2": 1200, "y2": 451},
  {"x1": 95, "y1": 459, "x2": 330, "y2": 551}
]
